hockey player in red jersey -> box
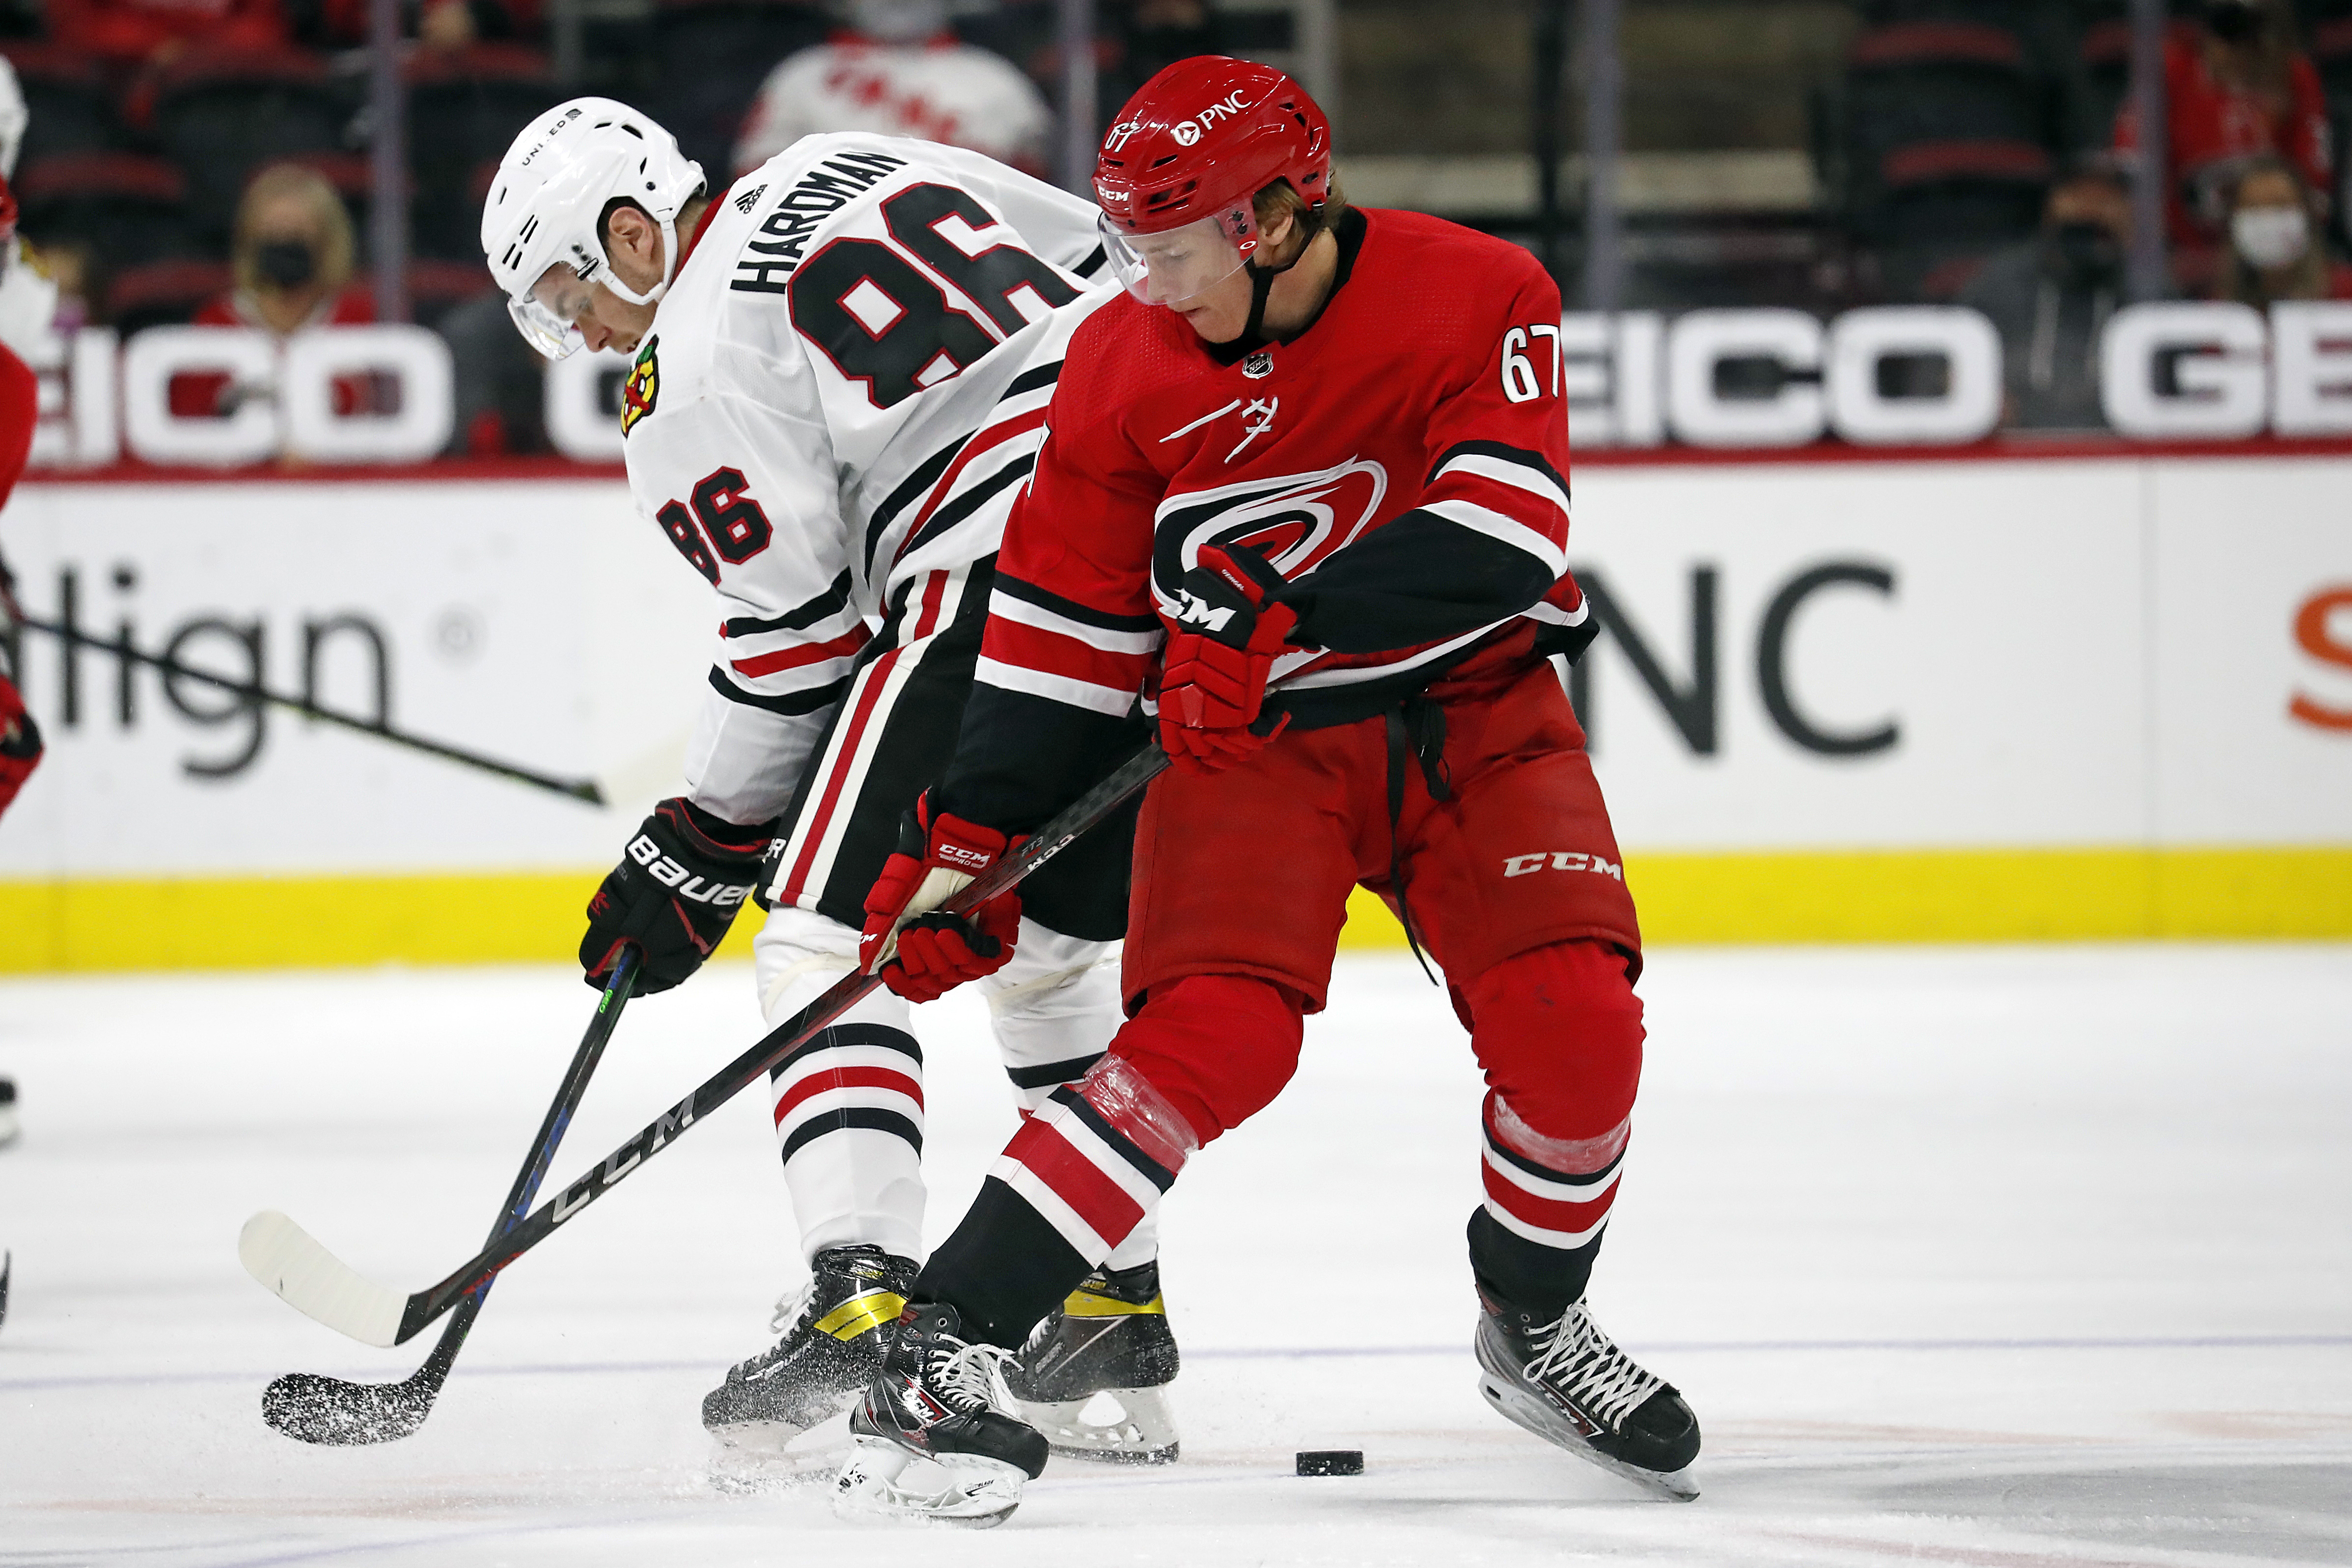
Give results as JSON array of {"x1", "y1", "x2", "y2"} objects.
[
  {"x1": 840, "y1": 57, "x2": 1700, "y2": 1524},
  {"x1": 0, "y1": 166, "x2": 42, "y2": 826}
]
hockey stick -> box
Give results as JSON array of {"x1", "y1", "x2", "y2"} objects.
[
  {"x1": 239, "y1": 742, "x2": 1171, "y2": 1348},
  {"x1": 258, "y1": 948, "x2": 642, "y2": 1440},
  {"x1": 9, "y1": 614, "x2": 605, "y2": 804}
]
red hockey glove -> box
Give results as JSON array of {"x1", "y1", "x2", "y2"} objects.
[
  {"x1": 581, "y1": 797, "x2": 774, "y2": 995},
  {"x1": 859, "y1": 792, "x2": 1025, "y2": 1003},
  {"x1": 0, "y1": 669, "x2": 44, "y2": 820},
  {"x1": 1158, "y1": 543, "x2": 1297, "y2": 773}
]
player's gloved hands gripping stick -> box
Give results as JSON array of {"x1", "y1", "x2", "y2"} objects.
[
  {"x1": 1158, "y1": 542, "x2": 1297, "y2": 773},
  {"x1": 859, "y1": 791, "x2": 1026, "y2": 1002},
  {"x1": 581, "y1": 797, "x2": 774, "y2": 995}
]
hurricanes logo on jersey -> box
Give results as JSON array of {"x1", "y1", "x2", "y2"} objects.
[
  {"x1": 620, "y1": 335, "x2": 660, "y2": 436},
  {"x1": 1149, "y1": 458, "x2": 1389, "y2": 611}
]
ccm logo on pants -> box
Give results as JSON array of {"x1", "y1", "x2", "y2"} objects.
[{"x1": 1502, "y1": 852, "x2": 1625, "y2": 881}]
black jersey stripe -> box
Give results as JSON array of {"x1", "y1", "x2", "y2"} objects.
[
  {"x1": 721, "y1": 568, "x2": 854, "y2": 638},
  {"x1": 1481, "y1": 1123, "x2": 1626, "y2": 1188},
  {"x1": 779, "y1": 1105, "x2": 923, "y2": 1162},
  {"x1": 897, "y1": 453, "x2": 1035, "y2": 561},
  {"x1": 1072, "y1": 244, "x2": 1108, "y2": 279},
  {"x1": 1426, "y1": 439, "x2": 1572, "y2": 501},
  {"x1": 864, "y1": 434, "x2": 969, "y2": 575},
  {"x1": 707, "y1": 665, "x2": 853, "y2": 716},
  {"x1": 1002, "y1": 358, "x2": 1064, "y2": 401},
  {"x1": 771, "y1": 1021, "x2": 923, "y2": 1078},
  {"x1": 991, "y1": 569, "x2": 1162, "y2": 633},
  {"x1": 1048, "y1": 1085, "x2": 1177, "y2": 1192},
  {"x1": 1004, "y1": 1051, "x2": 1106, "y2": 1090}
]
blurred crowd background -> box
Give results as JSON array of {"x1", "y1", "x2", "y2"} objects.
[{"x1": 1, "y1": 0, "x2": 2348, "y2": 450}]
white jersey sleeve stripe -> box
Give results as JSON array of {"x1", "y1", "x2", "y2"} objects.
[
  {"x1": 1434, "y1": 450, "x2": 1573, "y2": 520},
  {"x1": 1419, "y1": 498, "x2": 1571, "y2": 577},
  {"x1": 973, "y1": 655, "x2": 1139, "y2": 717}
]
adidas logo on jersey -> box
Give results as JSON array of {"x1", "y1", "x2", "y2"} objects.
[
  {"x1": 627, "y1": 834, "x2": 755, "y2": 906},
  {"x1": 734, "y1": 184, "x2": 768, "y2": 214}
]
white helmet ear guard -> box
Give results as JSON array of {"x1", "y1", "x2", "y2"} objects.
[{"x1": 480, "y1": 96, "x2": 705, "y2": 358}]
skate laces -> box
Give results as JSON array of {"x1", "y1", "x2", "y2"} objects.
[
  {"x1": 767, "y1": 1280, "x2": 815, "y2": 1337},
  {"x1": 929, "y1": 1338, "x2": 1021, "y2": 1416},
  {"x1": 1522, "y1": 1303, "x2": 1661, "y2": 1427}
]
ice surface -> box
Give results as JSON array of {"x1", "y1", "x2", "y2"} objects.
[{"x1": 2, "y1": 945, "x2": 2349, "y2": 1566}]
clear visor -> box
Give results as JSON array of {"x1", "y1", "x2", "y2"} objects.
[
  {"x1": 509, "y1": 262, "x2": 593, "y2": 361},
  {"x1": 1099, "y1": 206, "x2": 1257, "y2": 310}
]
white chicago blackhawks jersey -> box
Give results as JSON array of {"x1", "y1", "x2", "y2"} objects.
[{"x1": 619, "y1": 133, "x2": 1115, "y2": 827}]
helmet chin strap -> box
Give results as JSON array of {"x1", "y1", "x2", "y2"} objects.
[
  {"x1": 1236, "y1": 208, "x2": 1328, "y2": 347},
  {"x1": 601, "y1": 212, "x2": 682, "y2": 308}
]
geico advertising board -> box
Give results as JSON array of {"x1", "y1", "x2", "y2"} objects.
[
  {"x1": 0, "y1": 459, "x2": 2346, "y2": 899},
  {"x1": 0, "y1": 479, "x2": 709, "y2": 878},
  {"x1": 1568, "y1": 456, "x2": 2352, "y2": 850}
]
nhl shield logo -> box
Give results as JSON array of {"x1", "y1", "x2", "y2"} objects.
[
  {"x1": 1243, "y1": 350, "x2": 1273, "y2": 380},
  {"x1": 620, "y1": 336, "x2": 660, "y2": 437}
]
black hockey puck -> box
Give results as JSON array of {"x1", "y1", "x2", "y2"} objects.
[{"x1": 1296, "y1": 1449, "x2": 1363, "y2": 1477}]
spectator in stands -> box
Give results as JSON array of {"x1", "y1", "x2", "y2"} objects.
[
  {"x1": 171, "y1": 162, "x2": 373, "y2": 419},
  {"x1": 202, "y1": 161, "x2": 366, "y2": 336},
  {"x1": 732, "y1": 0, "x2": 1052, "y2": 176},
  {"x1": 46, "y1": 0, "x2": 290, "y2": 72},
  {"x1": 965, "y1": 0, "x2": 1223, "y2": 148},
  {"x1": 2114, "y1": 0, "x2": 2332, "y2": 286},
  {"x1": 319, "y1": 0, "x2": 542, "y2": 53},
  {"x1": 1959, "y1": 157, "x2": 2136, "y2": 432},
  {"x1": 2215, "y1": 154, "x2": 2352, "y2": 306}
]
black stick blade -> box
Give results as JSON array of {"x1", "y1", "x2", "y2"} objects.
[{"x1": 262, "y1": 1371, "x2": 435, "y2": 1445}]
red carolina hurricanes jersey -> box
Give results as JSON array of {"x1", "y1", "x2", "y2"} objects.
[{"x1": 940, "y1": 206, "x2": 1588, "y2": 829}]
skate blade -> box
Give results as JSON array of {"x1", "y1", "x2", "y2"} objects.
[
  {"x1": 832, "y1": 1436, "x2": 1025, "y2": 1527},
  {"x1": 703, "y1": 1393, "x2": 859, "y2": 1455},
  {"x1": 1478, "y1": 1376, "x2": 1700, "y2": 1503},
  {"x1": 1017, "y1": 1385, "x2": 1179, "y2": 1465}
]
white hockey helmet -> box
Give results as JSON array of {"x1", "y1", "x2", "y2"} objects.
[
  {"x1": 480, "y1": 96, "x2": 705, "y2": 359},
  {"x1": 0, "y1": 57, "x2": 27, "y2": 182}
]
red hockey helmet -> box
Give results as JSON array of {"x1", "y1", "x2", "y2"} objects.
[{"x1": 1094, "y1": 56, "x2": 1332, "y2": 308}]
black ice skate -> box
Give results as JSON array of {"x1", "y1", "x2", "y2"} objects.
[
  {"x1": 0, "y1": 1077, "x2": 17, "y2": 1149},
  {"x1": 1004, "y1": 1260, "x2": 1180, "y2": 1463},
  {"x1": 834, "y1": 1300, "x2": 1049, "y2": 1527},
  {"x1": 1473, "y1": 1285, "x2": 1701, "y2": 1500},
  {"x1": 701, "y1": 1245, "x2": 916, "y2": 1451}
]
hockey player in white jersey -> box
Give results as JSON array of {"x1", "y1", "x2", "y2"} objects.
[{"x1": 481, "y1": 100, "x2": 1178, "y2": 1463}]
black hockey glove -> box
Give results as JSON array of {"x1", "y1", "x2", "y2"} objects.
[{"x1": 581, "y1": 797, "x2": 775, "y2": 995}]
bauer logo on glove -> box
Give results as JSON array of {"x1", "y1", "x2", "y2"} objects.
[{"x1": 625, "y1": 832, "x2": 755, "y2": 906}]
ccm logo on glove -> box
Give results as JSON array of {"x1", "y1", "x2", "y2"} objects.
[
  {"x1": 1172, "y1": 588, "x2": 1242, "y2": 636},
  {"x1": 625, "y1": 833, "x2": 755, "y2": 906}
]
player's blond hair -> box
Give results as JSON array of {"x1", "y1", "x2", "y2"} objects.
[{"x1": 1254, "y1": 170, "x2": 1349, "y2": 268}]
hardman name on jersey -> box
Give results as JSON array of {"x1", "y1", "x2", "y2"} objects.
[{"x1": 732, "y1": 151, "x2": 911, "y2": 294}]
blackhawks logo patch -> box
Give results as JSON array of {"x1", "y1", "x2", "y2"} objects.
[{"x1": 620, "y1": 336, "x2": 659, "y2": 436}]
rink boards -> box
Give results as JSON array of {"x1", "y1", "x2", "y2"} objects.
[{"x1": 1, "y1": 448, "x2": 2348, "y2": 969}]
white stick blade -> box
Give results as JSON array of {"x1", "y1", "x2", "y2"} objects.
[{"x1": 238, "y1": 1210, "x2": 408, "y2": 1348}]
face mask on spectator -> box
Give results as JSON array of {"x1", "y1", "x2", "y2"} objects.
[
  {"x1": 257, "y1": 239, "x2": 318, "y2": 289},
  {"x1": 2050, "y1": 221, "x2": 2122, "y2": 279},
  {"x1": 2232, "y1": 206, "x2": 2309, "y2": 269}
]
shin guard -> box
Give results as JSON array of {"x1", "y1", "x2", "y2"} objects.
[{"x1": 921, "y1": 1054, "x2": 1199, "y2": 1348}]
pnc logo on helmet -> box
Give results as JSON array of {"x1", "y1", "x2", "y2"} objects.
[{"x1": 1172, "y1": 122, "x2": 1201, "y2": 147}]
